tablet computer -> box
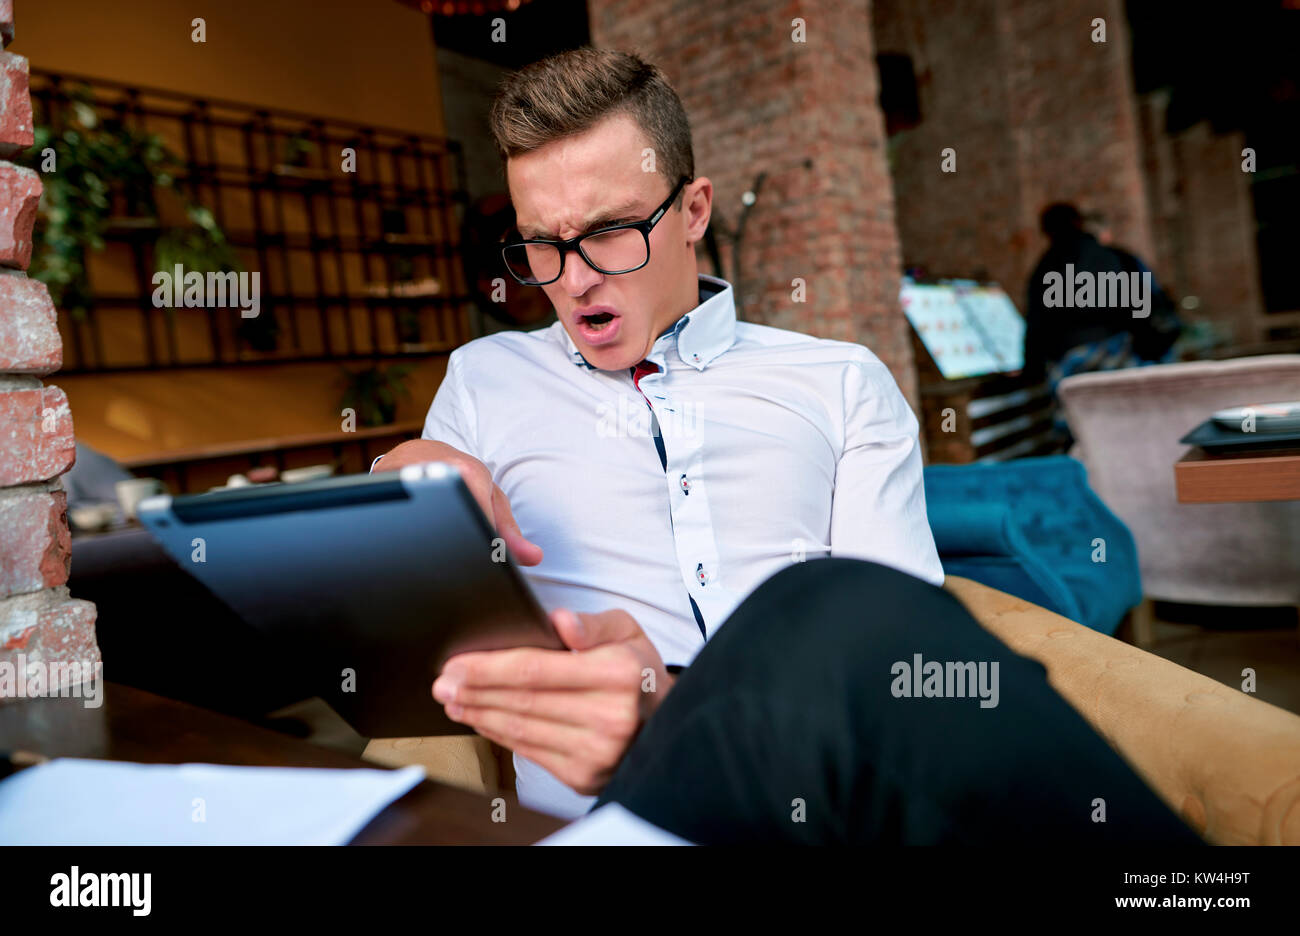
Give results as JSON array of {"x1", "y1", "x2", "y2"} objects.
[{"x1": 136, "y1": 462, "x2": 564, "y2": 738}]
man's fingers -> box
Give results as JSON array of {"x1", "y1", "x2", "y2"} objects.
[
  {"x1": 437, "y1": 646, "x2": 640, "y2": 692},
  {"x1": 442, "y1": 686, "x2": 628, "y2": 728},
  {"x1": 371, "y1": 441, "x2": 544, "y2": 566},
  {"x1": 490, "y1": 483, "x2": 544, "y2": 566},
  {"x1": 451, "y1": 705, "x2": 598, "y2": 757}
]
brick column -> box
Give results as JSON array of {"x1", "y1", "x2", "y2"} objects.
[
  {"x1": 587, "y1": 0, "x2": 921, "y2": 411},
  {"x1": 0, "y1": 0, "x2": 101, "y2": 699},
  {"x1": 1138, "y1": 88, "x2": 1267, "y2": 347}
]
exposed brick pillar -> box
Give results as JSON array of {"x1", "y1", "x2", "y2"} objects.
[
  {"x1": 0, "y1": 1, "x2": 101, "y2": 700},
  {"x1": 1170, "y1": 123, "x2": 1265, "y2": 346},
  {"x1": 1139, "y1": 90, "x2": 1267, "y2": 346},
  {"x1": 874, "y1": 0, "x2": 1156, "y2": 312},
  {"x1": 1136, "y1": 89, "x2": 1182, "y2": 300},
  {"x1": 587, "y1": 0, "x2": 921, "y2": 411}
]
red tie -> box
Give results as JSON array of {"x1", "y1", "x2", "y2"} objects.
[{"x1": 631, "y1": 360, "x2": 659, "y2": 407}]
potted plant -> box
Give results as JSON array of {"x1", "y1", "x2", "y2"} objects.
[
  {"x1": 27, "y1": 86, "x2": 241, "y2": 329},
  {"x1": 338, "y1": 363, "x2": 413, "y2": 428}
]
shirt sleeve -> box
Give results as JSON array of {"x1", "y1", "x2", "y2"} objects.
[
  {"x1": 829, "y1": 353, "x2": 944, "y2": 586},
  {"x1": 369, "y1": 350, "x2": 479, "y2": 473}
]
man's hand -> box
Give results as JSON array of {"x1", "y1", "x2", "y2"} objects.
[
  {"x1": 431, "y1": 607, "x2": 676, "y2": 796},
  {"x1": 373, "y1": 439, "x2": 542, "y2": 566}
]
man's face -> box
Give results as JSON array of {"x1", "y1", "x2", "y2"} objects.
[{"x1": 506, "y1": 113, "x2": 711, "y2": 371}]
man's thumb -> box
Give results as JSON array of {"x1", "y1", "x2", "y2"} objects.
[{"x1": 552, "y1": 608, "x2": 638, "y2": 651}]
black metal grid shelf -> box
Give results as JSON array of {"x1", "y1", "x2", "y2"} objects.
[{"x1": 32, "y1": 70, "x2": 474, "y2": 373}]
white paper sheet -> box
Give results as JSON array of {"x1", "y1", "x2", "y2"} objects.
[
  {"x1": 536, "y1": 803, "x2": 693, "y2": 846},
  {"x1": 0, "y1": 758, "x2": 426, "y2": 845}
]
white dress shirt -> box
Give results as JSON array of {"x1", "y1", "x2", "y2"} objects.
[{"x1": 408, "y1": 273, "x2": 942, "y2": 818}]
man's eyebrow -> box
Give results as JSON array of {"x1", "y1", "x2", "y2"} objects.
[{"x1": 518, "y1": 201, "x2": 644, "y2": 239}]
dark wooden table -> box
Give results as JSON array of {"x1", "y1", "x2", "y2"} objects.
[
  {"x1": 0, "y1": 682, "x2": 566, "y2": 845},
  {"x1": 1174, "y1": 446, "x2": 1300, "y2": 503}
]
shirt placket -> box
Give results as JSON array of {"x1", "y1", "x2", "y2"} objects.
[{"x1": 637, "y1": 343, "x2": 735, "y2": 640}]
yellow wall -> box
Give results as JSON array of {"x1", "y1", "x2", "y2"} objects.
[{"x1": 14, "y1": 0, "x2": 444, "y2": 136}]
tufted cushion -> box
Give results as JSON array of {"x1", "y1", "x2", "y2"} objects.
[
  {"x1": 925, "y1": 456, "x2": 1142, "y2": 634},
  {"x1": 363, "y1": 735, "x2": 499, "y2": 794}
]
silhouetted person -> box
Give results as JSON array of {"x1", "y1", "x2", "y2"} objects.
[
  {"x1": 1024, "y1": 203, "x2": 1183, "y2": 447},
  {"x1": 1084, "y1": 211, "x2": 1182, "y2": 362},
  {"x1": 1023, "y1": 203, "x2": 1136, "y2": 382}
]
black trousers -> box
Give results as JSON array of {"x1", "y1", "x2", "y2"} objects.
[{"x1": 593, "y1": 558, "x2": 1204, "y2": 845}]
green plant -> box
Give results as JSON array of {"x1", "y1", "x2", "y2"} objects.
[
  {"x1": 279, "y1": 132, "x2": 318, "y2": 168},
  {"x1": 26, "y1": 87, "x2": 238, "y2": 323},
  {"x1": 154, "y1": 204, "x2": 238, "y2": 275},
  {"x1": 339, "y1": 364, "x2": 413, "y2": 428}
]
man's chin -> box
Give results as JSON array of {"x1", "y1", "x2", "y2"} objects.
[
  {"x1": 569, "y1": 331, "x2": 641, "y2": 371},
  {"x1": 584, "y1": 345, "x2": 640, "y2": 371}
]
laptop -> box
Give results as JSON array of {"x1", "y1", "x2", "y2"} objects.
[{"x1": 136, "y1": 462, "x2": 564, "y2": 737}]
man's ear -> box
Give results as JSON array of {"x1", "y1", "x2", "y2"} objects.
[{"x1": 684, "y1": 177, "x2": 713, "y2": 246}]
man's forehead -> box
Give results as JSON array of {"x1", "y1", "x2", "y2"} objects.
[
  {"x1": 512, "y1": 181, "x2": 654, "y2": 237},
  {"x1": 507, "y1": 113, "x2": 658, "y2": 236}
]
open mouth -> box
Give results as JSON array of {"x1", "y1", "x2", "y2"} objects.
[
  {"x1": 582, "y1": 311, "x2": 616, "y2": 330},
  {"x1": 574, "y1": 306, "x2": 622, "y2": 346}
]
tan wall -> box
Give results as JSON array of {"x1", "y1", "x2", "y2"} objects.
[
  {"x1": 14, "y1": 0, "x2": 444, "y2": 136},
  {"x1": 58, "y1": 358, "x2": 448, "y2": 460}
]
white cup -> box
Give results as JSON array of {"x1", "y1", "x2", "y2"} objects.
[{"x1": 115, "y1": 478, "x2": 166, "y2": 521}]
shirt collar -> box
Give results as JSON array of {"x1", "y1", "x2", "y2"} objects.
[{"x1": 563, "y1": 273, "x2": 737, "y2": 372}]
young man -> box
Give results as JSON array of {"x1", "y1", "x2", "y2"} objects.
[{"x1": 373, "y1": 48, "x2": 1199, "y2": 845}]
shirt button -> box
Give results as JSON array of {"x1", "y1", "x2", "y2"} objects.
[{"x1": 679, "y1": 474, "x2": 691, "y2": 495}]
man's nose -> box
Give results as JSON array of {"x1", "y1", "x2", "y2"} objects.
[{"x1": 559, "y1": 248, "x2": 604, "y2": 297}]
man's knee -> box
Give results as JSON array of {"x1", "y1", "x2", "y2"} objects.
[
  {"x1": 735, "y1": 558, "x2": 954, "y2": 637},
  {"x1": 705, "y1": 558, "x2": 965, "y2": 675}
]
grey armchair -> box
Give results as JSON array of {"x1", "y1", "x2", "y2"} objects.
[{"x1": 1057, "y1": 355, "x2": 1300, "y2": 609}]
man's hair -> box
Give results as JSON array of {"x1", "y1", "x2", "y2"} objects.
[
  {"x1": 488, "y1": 46, "x2": 694, "y2": 207},
  {"x1": 1040, "y1": 202, "x2": 1083, "y2": 241}
]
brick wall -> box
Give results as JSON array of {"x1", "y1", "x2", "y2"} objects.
[
  {"x1": 874, "y1": 0, "x2": 1155, "y2": 312},
  {"x1": 587, "y1": 0, "x2": 921, "y2": 412},
  {"x1": 1139, "y1": 89, "x2": 1265, "y2": 345},
  {"x1": 0, "y1": 0, "x2": 101, "y2": 698}
]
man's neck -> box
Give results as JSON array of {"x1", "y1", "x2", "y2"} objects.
[{"x1": 650, "y1": 271, "x2": 705, "y2": 340}]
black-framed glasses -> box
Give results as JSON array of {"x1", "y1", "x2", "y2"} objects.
[{"x1": 500, "y1": 175, "x2": 689, "y2": 286}]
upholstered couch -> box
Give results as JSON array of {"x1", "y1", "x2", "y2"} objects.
[{"x1": 365, "y1": 576, "x2": 1300, "y2": 845}]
